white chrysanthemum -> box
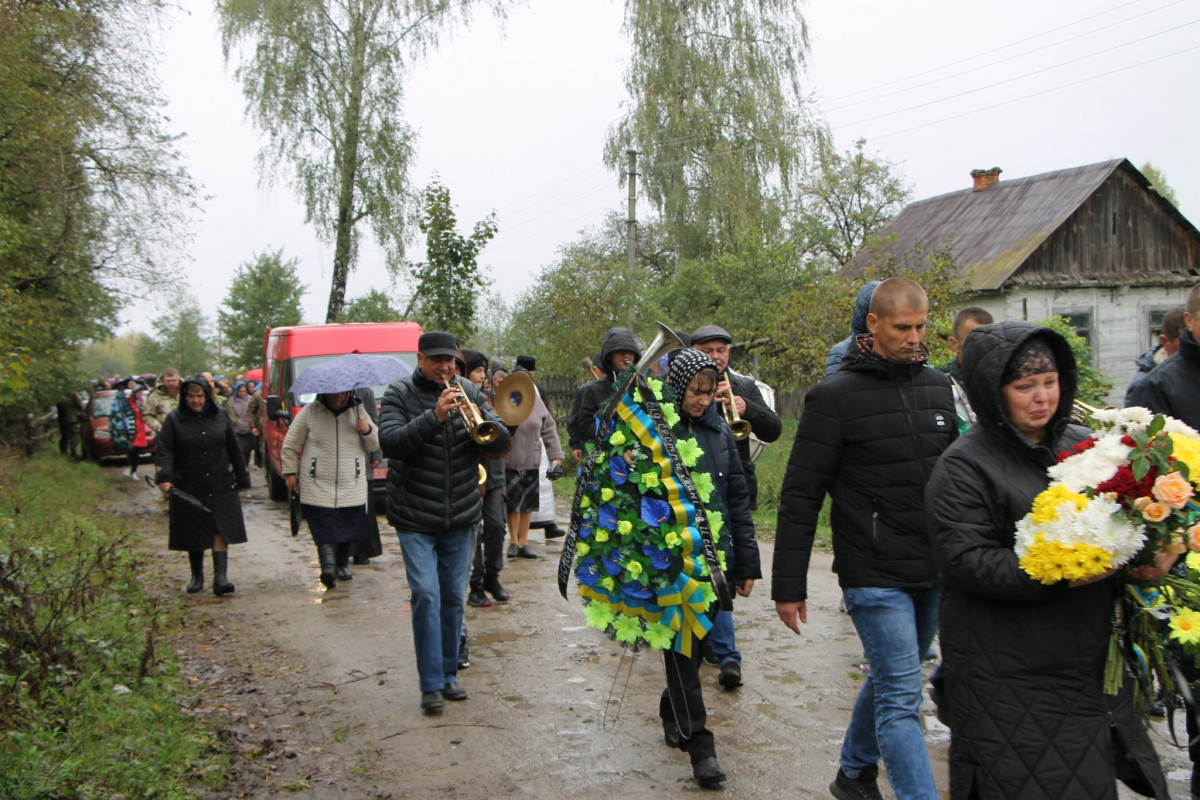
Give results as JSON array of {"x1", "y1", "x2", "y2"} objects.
[
  {"x1": 1014, "y1": 514, "x2": 1039, "y2": 557},
  {"x1": 1091, "y1": 406, "x2": 1153, "y2": 432},
  {"x1": 1047, "y1": 434, "x2": 1131, "y2": 492},
  {"x1": 1162, "y1": 417, "x2": 1200, "y2": 438},
  {"x1": 1074, "y1": 494, "x2": 1145, "y2": 566}
]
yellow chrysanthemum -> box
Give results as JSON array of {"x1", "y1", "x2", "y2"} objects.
[
  {"x1": 1060, "y1": 542, "x2": 1113, "y2": 582},
  {"x1": 1030, "y1": 485, "x2": 1088, "y2": 525},
  {"x1": 626, "y1": 560, "x2": 643, "y2": 577},
  {"x1": 642, "y1": 472, "x2": 661, "y2": 489},
  {"x1": 1019, "y1": 547, "x2": 1065, "y2": 585},
  {"x1": 1170, "y1": 608, "x2": 1200, "y2": 646},
  {"x1": 1171, "y1": 433, "x2": 1200, "y2": 484}
]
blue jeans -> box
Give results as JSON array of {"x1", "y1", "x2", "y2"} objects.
[
  {"x1": 707, "y1": 609, "x2": 740, "y2": 667},
  {"x1": 841, "y1": 586, "x2": 939, "y2": 800},
  {"x1": 396, "y1": 527, "x2": 473, "y2": 693}
]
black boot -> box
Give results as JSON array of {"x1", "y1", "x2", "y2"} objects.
[
  {"x1": 186, "y1": 550, "x2": 204, "y2": 594},
  {"x1": 317, "y1": 543, "x2": 337, "y2": 589},
  {"x1": 211, "y1": 551, "x2": 235, "y2": 596},
  {"x1": 335, "y1": 542, "x2": 353, "y2": 582}
]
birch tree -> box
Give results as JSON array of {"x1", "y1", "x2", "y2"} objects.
[
  {"x1": 606, "y1": 0, "x2": 812, "y2": 259},
  {"x1": 217, "y1": 0, "x2": 503, "y2": 322}
]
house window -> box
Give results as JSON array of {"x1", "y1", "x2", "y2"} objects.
[
  {"x1": 1056, "y1": 309, "x2": 1093, "y2": 351},
  {"x1": 1148, "y1": 309, "x2": 1169, "y2": 349}
]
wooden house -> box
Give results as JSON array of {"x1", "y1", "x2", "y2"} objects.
[{"x1": 841, "y1": 159, "x2": 1200, "y2": 403}]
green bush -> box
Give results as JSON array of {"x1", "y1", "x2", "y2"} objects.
[{"x1": 0, "y1": 453, "x2": 226, "y2": 798}]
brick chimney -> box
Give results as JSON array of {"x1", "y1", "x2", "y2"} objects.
[{"x1": 971, "y1": 167, "x2": 1002, "y2": 191}]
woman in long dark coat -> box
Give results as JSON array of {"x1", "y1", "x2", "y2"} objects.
[
  {"x1": 925, "y1": 321, "x2": 1169, "y2": 799},
  {"x1": 155, "y1": 375, "x2": 250, "y2": 595}
]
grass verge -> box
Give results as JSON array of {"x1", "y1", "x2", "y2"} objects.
[{"x1": 0, "y1": 451, "x2": 227, "y2": 799}]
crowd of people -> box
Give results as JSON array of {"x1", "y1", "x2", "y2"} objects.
[{"x1": 63, "y1": 276, "x2": 1200, "y2": 797}]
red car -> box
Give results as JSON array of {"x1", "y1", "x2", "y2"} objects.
[{"x1": 81, "y1": 390, "x2": 157, "y2": 463}]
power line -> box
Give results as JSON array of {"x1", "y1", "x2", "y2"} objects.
[
  {"x1": 833, "y1": 18, "x2": 1200, "y2": 128},
  {"x1": 825, "y1": 0, "x2": 1188, "y2": 112},
  {"x1": 861, "y1": 42, "x2": 1200, "y2": 141},
  {"x1": 824, "y1": 0, "x2": 1162, "y2": 104}
]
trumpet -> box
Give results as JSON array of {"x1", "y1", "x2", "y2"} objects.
[
  {"x1": 1071, "y1": 399, "x2": 1117, "y2": 428},
  {"x1": 444, "y1": 379, "x2": 501, "y2": 445},
  {"x1": 721, "y1": 371, "x2": 752, "y2": 441}
]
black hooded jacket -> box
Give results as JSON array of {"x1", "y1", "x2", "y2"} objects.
[
  {"x1": 568, "y1": 327, "x2": 641, "y2": 453},
  {"x1": 772, "y1": 335, "x2": 956, "y2": 602},
  {"x1": 925, "y1": 321, "x2": 1166, "y2": 800},
  {"x1": 378, "y1": 367, "x2": 510, "y2": 534},
  {"x1": 154, "y1": 375, "x2": 250, "y2": 550}
]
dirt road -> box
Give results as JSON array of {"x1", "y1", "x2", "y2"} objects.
[{"x1": 113, "y1": 467, "x2": 1191, "y2": 799}]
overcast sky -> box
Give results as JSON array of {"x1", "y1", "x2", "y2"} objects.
[{"x1": 136, "y1": 0, "x2": 1200, "y2": 333}]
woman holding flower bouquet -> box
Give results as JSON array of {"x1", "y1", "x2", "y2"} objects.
[{"x1": 925, "y1": 321, "x2": 1170, "y2": 799}]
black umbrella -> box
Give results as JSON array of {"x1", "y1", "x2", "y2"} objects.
[
  {"x1": 289, "y1": 489, "x2": 303, "y2": 537},
  {"x1": 144, "y1": 474, "x2": 213, "y2": 516},
  {"x1": 168, "y1": 486, "x2": 213, "y2": 515}
]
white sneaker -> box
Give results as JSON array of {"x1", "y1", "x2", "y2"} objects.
[{"x1": 129, "y1": 471, "x2": 139, "y2": 481}]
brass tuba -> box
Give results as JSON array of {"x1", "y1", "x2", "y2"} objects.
[
  {"x1": 444, "y1": 378, "x2": 501, "y2": 445},
  {"x1": 721, "y1": 370, "x2": 752, "y2": 441},
  {"x1": 492, "y1": 370, "x2": 536, "y2": 427}
]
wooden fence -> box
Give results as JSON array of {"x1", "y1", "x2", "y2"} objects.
[{"x1": 1, "y1": 408, "x2": 57, "y2": 456}]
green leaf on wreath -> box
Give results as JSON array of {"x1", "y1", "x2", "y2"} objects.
[
  {"x1": 1149, "y1": 414, "x2": 1166, "y2": 437},
  {"x1": 1132, "y1": 456, "x2": 1151, "y2": 481}
]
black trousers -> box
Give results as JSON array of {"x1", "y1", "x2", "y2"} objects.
[
  {"x1": 660, "y1": 634, "x2": 715, "y2": 763},
  {"x1": 469, "y1": 485, "x2": 506, "y2": 585}
]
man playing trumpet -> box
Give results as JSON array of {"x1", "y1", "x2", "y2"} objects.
[
  {"x1": 379, "y1": 331, "x2": 510, "y2": 713},
  {"x1": 690, "y1": 325, "x2": 782, "y2": 689}
]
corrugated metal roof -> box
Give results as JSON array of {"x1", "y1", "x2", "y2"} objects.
[{"x1": 842, "y1": 159, "x2": 1145, "y2": 290}]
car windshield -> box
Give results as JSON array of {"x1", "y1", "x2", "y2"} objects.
[
  {"x1": 90, "y1": 394, "x2": 115, "y2": 418},
  {"x1": 288, "y1": 353, "x2": 418, "y2": 407}
]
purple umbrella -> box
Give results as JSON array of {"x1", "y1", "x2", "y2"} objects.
[{"x1": 288, "y1": 353, "x2": 412, "y2": 395}]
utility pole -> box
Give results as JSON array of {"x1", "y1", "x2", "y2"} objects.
[{"x1": 625, "y1": 149, "x2": 639, "y2": 329}]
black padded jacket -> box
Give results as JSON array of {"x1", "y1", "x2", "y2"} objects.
[
  {"x1": 379, "y1": 369, "x2": 510, "y2": 534},
  {"x1": 772, "y1": 335, "x2": 956, "y2": 602}
]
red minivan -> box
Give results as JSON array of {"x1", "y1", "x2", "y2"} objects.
[{"x1": 259, "y1": 322, "x2": 422, "y2": 502}]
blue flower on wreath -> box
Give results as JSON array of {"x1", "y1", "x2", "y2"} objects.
[
  {"x1": 602, "y1": 551, "x2": 624, "y2": 576},
  {"x1": 609, "y1": 456, "x2": 628, "y2": 485},
  {"x1": 579, "y1": 522, "x2": 593, "y2": 540},
  {"x1": 599, "y1": 503, "x2": 619, "y2": 531},
  {"x1": 621, "y1": 580, "x2": 654, "y2": 600},
  {"x1": 577, "y1": 558, "x2": 601, "y2": 588},
  {"x1": 642, "y1": 543, "x2": 673, "y2": 571},
  {"x1": 641, "y1": 497, "x2": 673, "y2": 528}
]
